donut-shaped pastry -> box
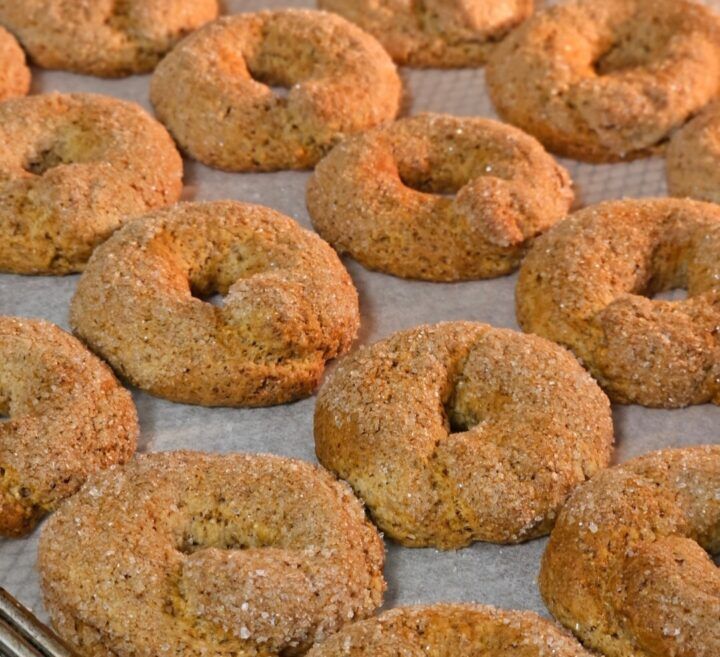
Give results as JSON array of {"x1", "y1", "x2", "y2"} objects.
[
  {"x1": 486, "y1": 0, "x2": 720, "y2": 162},
  {"x1": 71, "y1": 201, "x2": 360, "y2": 407},
  {"x1": 540, "y1": 446, "x2": 720, "y2": 657},
  {"x1": 150, "y1": 10, "x2": 402, "y2": 172},
  {"x1": 0, "y1": 0, "x2": 218, "y2": 77},
  {"x1": 307, "y1": 604, "x2": 593, "y2": 657},
  {"x1": 308, "y1": 113, "x2": 573, "y2": 281},
  {"x1": 516, "y1": 198, "x2": 720, "y2": 408},
  {"x1": 0, "y1": 26, "x2": 29, "y2": 101},
  {"x1": 38, "y1": 451, "x2": 386, "y2": 657},
  {"x1": 0, "y1": 316, "x2": 138, "y2": 537},
  {"x1": 317, "y1": 0, "x2": 534, "y2": 68},
  {"x1": 0, "y1": 92, "x2": 183, "y2": 274},
  {"x1": 314, "y1": 322, "x2": 613, "y2": 549},
  {"x1": 667, "y1": 103, "x2": 720, "y2": 204}
]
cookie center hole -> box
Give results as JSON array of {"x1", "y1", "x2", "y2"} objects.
[
  {"x1": 24, "y1": 146, "x2": 69, "y2": 176},
  {"x1": 0, "y1": 394, "x2": 10, "y2": 421},
  {"x1": 639, "y1": 243, "x2": 691, "y2": 301},
  {"x1": 648, "y1": 287, "x2": 688, "y2": 302},
  {"x1": 191, "y1": 287, "x2": 226, "y2": 308},
  {"x1": 269, "y1": 84, "x2": 291, "y2": 99},
  {"x1": 593, "y1": 24, "x2": 665, "y2": 75},
  {"x1": 444, "y1": 389, "x2": 481, "y2": 434},
  {"x1": 178, "y1": 512, "x2": 281, "y2": 555}
]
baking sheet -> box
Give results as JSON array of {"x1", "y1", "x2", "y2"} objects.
[{"x1": 1, "y1": 0, "x2": 719, "y2": 625}]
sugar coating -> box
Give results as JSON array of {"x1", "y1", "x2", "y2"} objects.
[
  {"x1": 0, "y1": 25, "x2": 29, "y2": 101},
  {"x1": 486, "y1": 0, "x2": 720, "y2": 163},
  {"x1": 0, "y1": 92, "x2": 183, "y2": 274},
  {"x1": 38, "y1": 451, "x2": 386, "y2": 657},
  {"x1": 307, "y1": 603, "x2": 593, "y2": 656},
  {"x1": 667, "y1": 102, "x2": 720, "y2": 204},
  {"x1": 308, "y1": 113, "x2": 574, "y2": 282},
  {"x1": 0, "y1": 0, "x2": 218, "y2": 77},
  {"x1": 0, "y1": 316, "x2": 138, "y2": 537},
  {"x1": 540, "y1": 446, "x2": 720, "y2": 657},
  {"x1": 317, "y1": 0, "x2": 533, "y2": 68},
  {"x1": 314, "y1": 322, "x2": 613, "y2": 549},
  {"x1": 71, "y1": 200, "x2": 360, "y2": 407},
  {"x1": 517, "y1": 197, "x2": 720, "y2": 408},
  {"x1": 150, "y1": 9, "x2": 402, "y2": 172}
]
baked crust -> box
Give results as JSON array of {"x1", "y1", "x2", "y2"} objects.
[
  {"x1": 150, "y1": 10, "x2": 402, "y2": 172},
  {"x1": 487, "y1": 0, "x2": 720, "y2": 162},
  {"x1": 307, "y1": 113, "x2": 574, "y2": 281},
  {"x1": 517, "y1": 198, "x2": 720, "y2": 407},
  {"x1": 0, "y1": 93, "x2": 183, "y2": 274},
  {"x1": 317, "y1": 0, "x2": 533, "y2": 68},
  {"x1": 540, "y1": 446, "x2": 720, "y2": 657},
  {"x1": 71, "y1": 200, "x2": 360, "y2": 407},
  {"x1": 315, "y1": 321, "x2": 613, "y2": 549},
  {"x1": 0, "y1": 316, "x2": 138, "y2": 537},
  {"x1": 0, "y1": 0, "x2": 218, "y2": 77},
  {"x1": 39, "y1": 451, "x2": 385, "y2": 657}
]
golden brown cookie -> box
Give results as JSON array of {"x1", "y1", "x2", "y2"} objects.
[
  {"x1": 317, "y1": 0, "x2": 533, "y2": 68},
  {"x1": 39, "y1": 451, "x2": 386, "y2": 657},
  {"x1": 71, "y1": 201, "x2": 360, "y2": 407},
  {"x1": 307, "y1": 113, "x2": 574, "y2": 281},
  {"x1": 0, "y1": 92, "x2": 183, "y2": 274},
  {"x1": 667, "y1": 103, "x2": 720, "y2": 203},
  {"x1": 540, "y1": 446, "x2": 720, "y2": 657},
  {"x1": 0, "y1": 25, "x2": 29, "y2": 101},
  {"x1": 0, "y1": 0, "x2": 218, "y2": 77},
  {"x1": 516, "y1": 198, "x2": 720, "y2": 408},
  {"x1": 486, "y1": 0, "x2": 720, "y2": 162},
  {"x1": 0, "y1": 316, "x2": 138, "y2": 537},
  {"x1": 315, "y1": 322, "x2": 613, "y2": 549},
  {"x1": 150, "y1": 9, "x2": 402, "y2": 172},
  {"x1": 307, "y1": 603, "x2": 593, "y2": 657}
]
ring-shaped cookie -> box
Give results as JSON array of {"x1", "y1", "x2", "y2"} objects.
[
  {"x1": 308, "y1": 604, "x2": 592, "y2": 657},
  {"x1": 667, "y1": 103, "x2": 720, "y2": 204},
  {"x1": 540, "y1": 446, "x2": 720, "y2": 657},
  {"x1": 0, "y1": 93, "x2": 183, "y2": 274},
  {"x1": 486, "y1": 0, "x2": 720, "y2": 162},
  {"x1": 71, "y1": 201, "x2": 360, "y2": 407},
  {"x1": 150, "y1": 10, "x2": 402, "y2": 172},
  {"x1": 0, "y1": 0, "x2": 218, "y2": 77},
  {"x1": 317, "y1": 0, "x2": 533, "y2": 68},
  {"x1": 307, "y1": 113, "x2": 574, "y2": 281},
  {"x1": 0, "y1": 316, "x2": 138, "y2": 537},
  {"x1": 314, "y1": 322, "x2": 613, "y2": 549},
  {"x1": 0, "y1": 25, "x2": 29, "y2": 101},
  {"x1": 39, "y1": 451, "x2": 386, "y2": 657},
  {"x1": 516, "y1": 198, "x2": 720, "y2": 408}
]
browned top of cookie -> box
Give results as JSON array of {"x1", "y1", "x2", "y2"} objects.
[
  {"x1": 517, "y1": 198, "x2": 720, "y2": 407},
  {"x1": 487, "y1": 0, "x2": 720, "y2": 162},
  {"x1": 0, "y1": 25, "x2": 29, "y2": 101},
  {"x1": 540, "y1": 446, "x2": 720, "y2": 657},
  {"x1": 318, "y1": 0, "x2": 533, "y2": 68},
  {"x1": 150, "y1": 9, "x2": 402, "y2": 171},
  {"x1": 0, "y1": 92, "x2": 183, "y2": 274},
  {"x1": 315, "y1": 322, "x2": 613, "y2": 549},
  {"x1": 71, "y1": 201, "x2": 360, "y2": 407},
  {"x1": 667, "y1": 102, "x2": 720, "y2": 204},
  {"x1": 308, "y1": 113, "x2": 574, "y2": 281},
  {"x1": 307, "y1": 604, "x2": 593, "y2": 657},
  {"x1": 39, "y1": 451, "x2": 386, "y2": 657},
  {"x1": 0, "y1": 316, "x2": 138, "y2": 537},
  {"x1": 0, "y1": 0, "x2": 218, "y2": 76}
]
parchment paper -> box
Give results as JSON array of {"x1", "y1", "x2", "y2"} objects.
[{"x1": 1, "y1": 0, "x2": 719, "y2": 625}]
